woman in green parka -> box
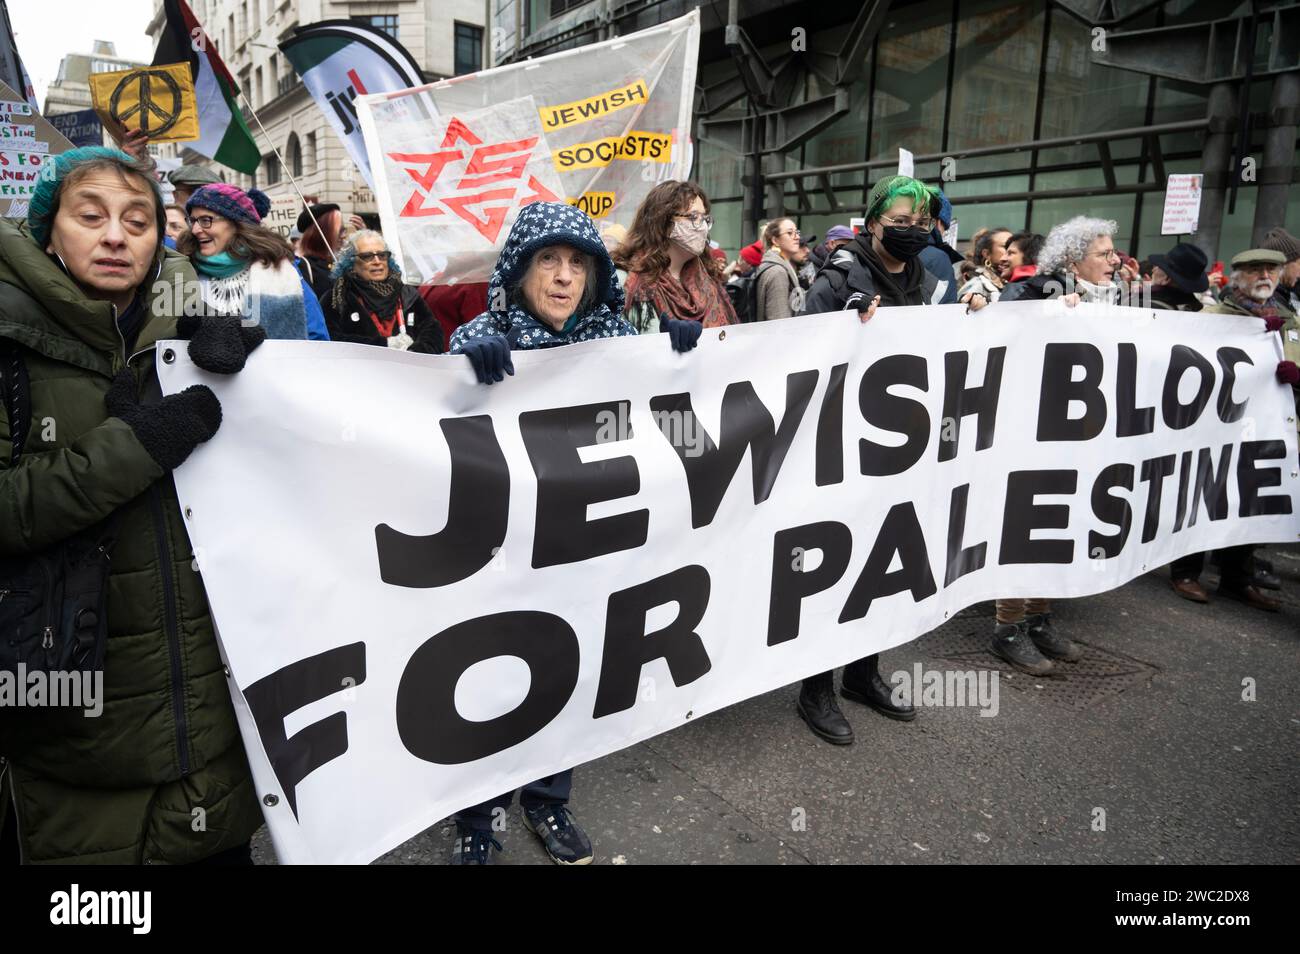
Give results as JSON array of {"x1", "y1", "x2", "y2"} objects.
[{"x1": 0, "y1": 147, "x2": 266, "y2": 864}]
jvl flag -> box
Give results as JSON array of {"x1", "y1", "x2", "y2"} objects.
[
  {"x1": 89, "y1": 63, "x2": 199, "y2": 144},
  {"x1": 356, "y1": 10, "x2": 700, "y2": 285},
  {"x1": 279, "y1": 20, "x2": 425, "y2": 192},
  {"x1": 151, "y1": 0, "x2": 259, "y2": 173}
]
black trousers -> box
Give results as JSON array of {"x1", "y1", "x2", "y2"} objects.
[
  {"x1": 804, "y1": 653, "x2": 879, "y2": 688},
  {"x1": 454, "y1": 770, "x2": 573, "y2": 832},
  {"x1": 1170, "y1": 545, "x2": 1255, "y2": 588}
]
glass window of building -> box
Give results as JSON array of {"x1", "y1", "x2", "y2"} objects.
[
  {"x1": 353, "y1": 15, "x2": 399, "y2": 41},
  {"x1": 455, "y1": 23, "x2": 484, "y2": 75},
  {"x1": 550, "y1": 0, "x2": 593, "y2": 16},
  {"x1": 870, "y1": 0, "x2": 954, "y2": 161},
  {"x1": 286, "y1": 133, "x2": 302, "y2": 179},
  {"x1": 264, "y1": 154, "x2": 279, "y2": 187},
  {"x1": 946, "y1": 0, "x2": 1045, "y2": 153}
]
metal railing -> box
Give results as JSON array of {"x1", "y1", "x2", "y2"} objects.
[{"x1": 760, "y1": 119, "x2": 1213, "y2": 215}]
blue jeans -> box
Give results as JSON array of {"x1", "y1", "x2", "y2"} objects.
[{"x1": 454, "y1": 770, "x2": 573, "y2": 832}]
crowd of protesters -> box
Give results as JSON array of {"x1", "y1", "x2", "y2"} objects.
[{"x1": 0, "y1": 143, "x2": 1295, "y2": 869}]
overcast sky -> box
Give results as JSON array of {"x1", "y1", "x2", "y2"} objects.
[{"x1": 10, "y1": 0, "x2": 158, "y2": 107}]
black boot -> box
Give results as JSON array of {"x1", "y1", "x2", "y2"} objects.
[
  {"x1": 1025, "y1": 612, "x2": 1082, "y2": 662},
  {"x1": 797, "y1": 672, "x2": 854, "y2": 745},
  {"x1": 990, "y1": 621, "x2": 1054, "y2": 675},
  {"x1": 840, "y1": 654, "x2": 917, "y2": 722}
]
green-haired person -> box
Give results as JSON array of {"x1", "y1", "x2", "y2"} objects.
[
  {"x1": 804, "y1": 175, "x2": 975, "y2": 316},
  {"x1": 791, "y1": 175, "x2": 976, "y2": 747}
]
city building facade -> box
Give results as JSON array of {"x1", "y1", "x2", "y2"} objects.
[
  {"x1": 490, "y1": 0, "x2": 1299, "y2": 261},
  {"x1": 42, "y1": 40, "x2": 143, "y2": 117}
]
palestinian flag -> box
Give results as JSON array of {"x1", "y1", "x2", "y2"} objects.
[{"x1": 152, "y1": 0, "x2": 259, "y2": 174}]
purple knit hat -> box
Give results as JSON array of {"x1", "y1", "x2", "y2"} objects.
[{"x1": 186, "y1": 183, "x2": 271, "y2": 226}]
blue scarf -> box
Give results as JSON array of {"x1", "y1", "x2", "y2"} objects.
[{"x1": 194, "y1": 251, "x2": 247, "y2": 278}]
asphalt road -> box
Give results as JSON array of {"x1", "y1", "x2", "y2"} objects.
[{"x1": 253, "y1": 546, "x2": 1299, "y2": 865}]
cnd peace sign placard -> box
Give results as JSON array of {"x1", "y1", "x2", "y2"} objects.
[{"x1": 89, "y1": 62, "x2": 200, "y2": 143}]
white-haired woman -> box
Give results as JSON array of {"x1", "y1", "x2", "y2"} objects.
[
  {"x1": 319, "y1": 230, "x2": 443, "y2": 353},
  {"x1": 999, "y1": 216, "x2": 1119, "y2": 304},
  {"x1": 983, "y1": 218, "x2": 1117, "y2": 676}
]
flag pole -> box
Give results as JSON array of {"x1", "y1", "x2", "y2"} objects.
[{"x1": 236, "y1": 89, "x2": 339, "y2": 265}]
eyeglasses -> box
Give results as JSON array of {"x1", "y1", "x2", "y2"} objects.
[
  {"x1": 878, "y1": 214, "x2": 933, "y2": 230},
  {"x1": 779, "y1": 228, "x2": 801, "y2": 238},
  {"x1": 355, "y1": 250, "x2": 390, "y2": 262},
  {"x1": 1087, "y1": 249, "x2": 1121, "y2": 262},
  {"x1": 675, "y1": 213, "x2": 714, "y2": 228},
  {"x1": 186, "y1": 214, "x2": 217, "y2": 230}
]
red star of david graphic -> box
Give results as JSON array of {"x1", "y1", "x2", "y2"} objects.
[{"x1": 387, "y1": 117, "x2": 559, "y2": 242}]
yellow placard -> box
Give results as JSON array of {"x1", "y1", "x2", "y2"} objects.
[
  {"x1": 566, "y1": 191, "x2": 616, "y2": 219},
  {"x1": 89, "y1": 63, "x2": 199, "y2": 144},
  {"x1": 539, "y1": 80, "x2": 649, "y2": 131},
  {"x1": 552, "y1": 132, "x2": 672, "y2": 172}
]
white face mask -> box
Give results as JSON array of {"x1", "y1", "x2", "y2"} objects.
[{"x1": 670, "y1": 218, "x2": 709, "y2": 255}]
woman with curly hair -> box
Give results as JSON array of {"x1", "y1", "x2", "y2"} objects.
[
  {"x1": 998, "y1": 216, "x2": 1119, "y2": 305},
  {"x1": 320, "y1": 230, "x2": 442, "y2": 353},
  {"x1": 176, "y1": 183, "x2": 329, "y2": 340},
  {"x1": 613, "y1": 180, "x2": 737, "y2": 333}
]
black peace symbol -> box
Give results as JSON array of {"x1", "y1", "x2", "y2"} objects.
[{"x1": 109, "y1": 69, "x2": 183, "y2": 137}]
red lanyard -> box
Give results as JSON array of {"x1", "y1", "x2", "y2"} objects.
[{"x1": 360, "y1": 295, "x2": 404, "y2": 337}]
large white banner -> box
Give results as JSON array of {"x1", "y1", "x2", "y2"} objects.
[
  {"x1": 158, "y1": 302, "x2": 1299, "y2": 864},
  {"x1": 355, "y1": 11, "x2": 699, "y2": 285}
]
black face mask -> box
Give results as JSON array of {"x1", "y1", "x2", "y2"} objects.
[{"x1": 876, "y1": 225, "x2": 931, "y2": 261}]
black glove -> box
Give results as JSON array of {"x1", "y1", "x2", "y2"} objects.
[
  {"x1": 661, "y1": 314, "x2": 703, "y2": 352},
  {"x1": 105, "y1": 370, "x2": 222, "y2": 471},
  {"x1": 461, "y1": 335, "x2": 514, "y2": 384},
  {"x1": 176, "y1": 313, "x2": 267, "y2": 374}
]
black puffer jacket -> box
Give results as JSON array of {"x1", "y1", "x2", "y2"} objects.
[
  {"x1": 320, "y1": 283, "x2": 444, "y2": 353},
  {"x1": 802, "y1": 234, "x2": 939, "y2": 313}
]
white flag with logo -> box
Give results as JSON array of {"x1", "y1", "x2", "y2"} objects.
[{"x1": 279, "y1": 20, "x2": 426, "y2": 191}]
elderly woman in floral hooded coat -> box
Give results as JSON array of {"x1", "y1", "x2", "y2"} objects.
[{"x1": 444, "y1": 201, "x2": 700, "y2": 865}]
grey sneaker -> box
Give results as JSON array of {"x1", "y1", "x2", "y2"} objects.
[
  {"x1": 1025, "y1": 612, "x2": 1082, "y2": 662},
  {"x1": 990, "y1": 621, "x2": 1055, "y2": 675}
]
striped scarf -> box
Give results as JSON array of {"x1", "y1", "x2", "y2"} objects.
[{"x1": 198, "y1": 259, "x2": 308, "y2": 339}]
